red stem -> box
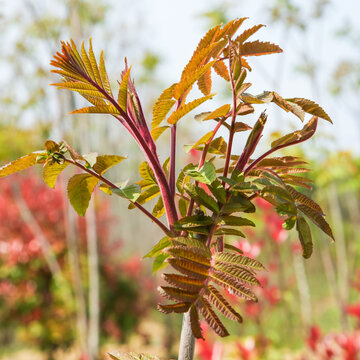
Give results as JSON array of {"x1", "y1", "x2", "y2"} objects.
[
  {"x1": 83, "y1": 74, "x2": 178, "y2": 226},
  {"x1": 222, "y1": 46, "x2": 238, "y2": 181},
  {"x1": 64, "y1": 158, "x2": 173, "y2": 236},
  {"x1": 170, "y1": 124, "x2": 177, "y2": 199}
]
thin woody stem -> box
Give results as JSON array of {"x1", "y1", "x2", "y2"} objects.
[
  {"x1": 64, "y1": 158, "x2": 173, "y2": 236},
  {"x1": 81, "y1": 72, "x2": 178, "y2": 226},
  {"x1": 170, "y1": 124, "x2": 177, "y2": 199},
  {"x1": 186, "y1": 116, "x2": 229, "y2": 219},
  {"x1": 222, "y1": 43, "x2": 238, "y2": 181}
]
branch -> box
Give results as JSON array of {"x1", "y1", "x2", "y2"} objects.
[
  {"x1": 64, "y1": 158, "x2": 173, "y2": 236},
  {"x1": 170, "y1": 124, "x2": 177, "y2": 199},
  {"x1": 82, "y1": 72, "x2": 178, "y2": 226},
  {"x1": 222, "y1": 42, "x2": 238, "y2": 180}
]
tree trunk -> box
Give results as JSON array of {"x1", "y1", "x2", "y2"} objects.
[
  {"x1": 86, "y1": 202, "x2": 100, "y2": 359},
  {"x1": 178, "y1": 312, "x2": 195, "y2": 360}
]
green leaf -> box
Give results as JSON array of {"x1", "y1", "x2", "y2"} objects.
[
  {"x1": 221, "y1": 194, "x2": 255, "y2": 214},
  {"x1": 261, "y1": 185, "x2": 293, "y2": 203},
  {"x1": 112, "y1": 184, "x2": 141, "y2": 202},
  {"x1": 42, "y1": 162, "x2": 69, "y2": 188},
  {"x1": 0, "y1": 152, "x2": 42, "y2": 178},
  {"x1": 214, "y1": 228, "x2": 245, "y2": 237},
  {"x1": 185, "y1": 162, "x2": 216, "y2": 185},
  {"x1": 208, "y1": 179, "x2": 227, "y2": 204},
  {"x1": 178, "y1": 198, "x2": 188, "y2": 218},
  {"x1": 230, "y1": 182, "x2": 258, "y2": 194},
  {"x1": 152, "y1": 253, "x2": 170, "y2": 273},
  {"x1": 144, "y1": 237, "x2": 171, "y2": 258},
  {"x1": 176, "y1": 164, "x2": 192, "y2": 194},
  {"x1": 184, "y1": 183, "x2": 219, "y2": 213},
  {"x1": 128, "y1": 185, "x2": 160, "y2": 209},
  {"x1": 67, "y1": 174, "x2": 99, "y2": 216},
  {"x1": 276, "y1": 202, "x2": 298, "y2": 216},
  {"x1": 93, "y1": 155, "x2": 126, "y2": 175},
  {"x1": 283, "y1": 216, "x2": 296, "y2": 230},
  {"x1": 217, "y1": 215, "x2": 255, "y2": 227},
  {"x1": 296, "y1": 215, "x2": 313, "y2": 259},
  {"x1": 175, "y1": 214, "x2": 213, "y2": 229}
]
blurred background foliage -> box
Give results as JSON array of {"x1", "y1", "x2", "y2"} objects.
[{"x1": 0, "y1": 0, "x2": 360, "y2": 359}]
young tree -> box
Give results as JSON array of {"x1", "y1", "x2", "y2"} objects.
[{"x1": 0, "y1": 18, "x2": 333, "y2": 360}]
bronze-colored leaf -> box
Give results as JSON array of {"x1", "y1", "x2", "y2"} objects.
[
  {"x1": 157, "y1": 302, "x2": 191, "y2": 314},
  {"x1": 215, "y1": 252, "x2": 265, "y2": 271},
  {"x1": 286, "y1": 97, "x2": 332, "y2": 123},
  {"x1": 165, "y1": 246, "x2": 211, "y2": 266},
  {"x1": 167, "y1": 258, "x2": 209, "y2": 279},
  {"x1": 214, "y1": 263, "x2": 260, "y2": 286},
  {"x1": 158, "y1": 286, "x2": 198, "y2": 303},
  {"x1": 162, "y1": 273, "x2": 204, "y2": 292},
  {"x1": 297, "y1": 204, "x2": 334, "y2": 241},
  {"x1": 213, "y1": 60, "x2": 230, "y2": 81},
  {"x1": 198, "y1": 297, "x2": 229, "y2": 337},
  {"x1": 235, "y1": 24, "x2": 264, "y2": 44},
  {"x1": 240, "y1": 40, "x2": 283, "y2": 56},
  {"x1": 197, "y1": 68, "x2": 212, "y2": 95},
  {"x1": 285, "y1": 185, "x2": 323, "y2": 213},
  {"x1": 206, "y1": 285, "x2": 243, "y2": 322},
  {"x1": 210, "y1": 270, "x2": 257, "y2": 301},
  {"x1": 190, "y1": 305, "x2": 204, "y2": 339}
]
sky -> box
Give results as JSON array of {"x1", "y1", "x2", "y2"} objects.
[
  {"x1": 125, "y1": 0, "x2": 360, "y2": 156},
  {"x1": 1, "y1": 0, "x2": 360, "y2": 156}
]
